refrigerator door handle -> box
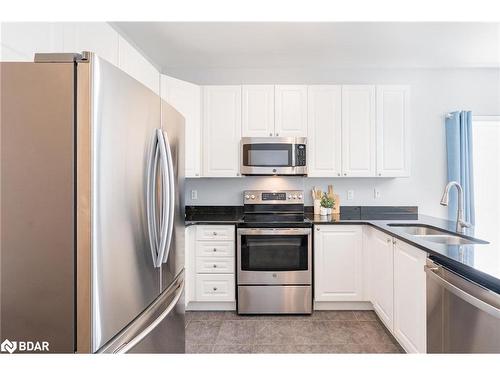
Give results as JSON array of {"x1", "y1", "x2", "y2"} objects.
[
  {"x1": 111, "y1": 277, "x2": 184, "y2": 353},
  {"x1": 161, "y1": 130, "x2": 175, "y2": 263},
  {"x1": 146, "y1": 132, "x2": 160, "y2": 267},
  {"x1": 155, "y1": 129, "x2": 170, "y2": 267}
]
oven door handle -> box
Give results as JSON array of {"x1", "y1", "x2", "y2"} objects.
[{"x1": 237, "y1": 228, "x2": 311, "y2": 236}]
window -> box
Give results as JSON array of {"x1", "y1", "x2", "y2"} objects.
[{"x1": 472, "y1": 116, "x2": 500, "y2": 274}]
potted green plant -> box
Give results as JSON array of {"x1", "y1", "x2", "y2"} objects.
[{"x1": 320, "y1": 193, "x2": 335, "y2": 216}]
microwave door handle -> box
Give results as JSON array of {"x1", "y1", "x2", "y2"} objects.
[{"x1": 291, "y1": 143, "x2": 296, "y2": 167}]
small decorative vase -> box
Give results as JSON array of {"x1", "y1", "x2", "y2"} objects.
[
  {"x1": 327, "y1": 208, "x2": 332, "y2": 215},
  {"x1": 320, "y1": 207, "x2": 328, "y2": 216},
  {"x1": 314, "y1": 199, "x2": 321, "y2": 215}
]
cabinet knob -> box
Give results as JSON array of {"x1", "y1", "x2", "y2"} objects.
[
  {"x1": 213, "y1": 232, "x2": 217, "y2": 235},
  {"x1": 337, "y1": 173, "x2": 341, "y2": 176},
  {"x1": 276, "y1": 133, "x2": 279, "y2": 136},
  {"x1": 213, "y1": 287, "x2": 218, "y2": 291},
  {"x1": 343, "y1": 173, "x2": 347, "y2": 176},
  {"x1": 269, "y1": 133, "x2": 273, "y2": 136},
  {"x1": 213, "y1": 248, "x2": 217, "y2": 252},
  {"x1": 378, "y1": 173, "x2": 382, "y2": 176},
  {"x1": 195, "y1": 173, "x2": 199, "y2": 176},
  {"x1": 316, "y1": 227, "x2": 320, "y2": 231},
  {"x1": 213, "y1": 264, "x2": 217, "y2": 268}
]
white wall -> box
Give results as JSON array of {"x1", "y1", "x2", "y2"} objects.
[
  {"x1": 0, "y1": 22, "x2": 160, "y2": 94},
  {"x1": 182, "y1": 67, "x2": 500, "y2": 218}
]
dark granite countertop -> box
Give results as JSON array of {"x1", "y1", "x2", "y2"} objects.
[{"x1": 184, "y1": 205, "x2": 499, "y2": 293}]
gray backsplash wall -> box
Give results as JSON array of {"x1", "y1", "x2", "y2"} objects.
[{"x1": 180, "y1": 67, "x2": 500, "y2": 219}]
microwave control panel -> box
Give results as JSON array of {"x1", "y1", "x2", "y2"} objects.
[{"x1": 296, "y1": 144, "x2": 306, "y2": 166}]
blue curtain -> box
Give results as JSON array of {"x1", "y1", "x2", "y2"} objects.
[{"x1": 445, "y1": 111, "x2": 475, "y2": 225}]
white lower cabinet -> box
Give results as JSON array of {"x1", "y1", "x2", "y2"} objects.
[
  {"x1": 195, "y1": 274, "x2": 235, "y2": 302},
  {"x1": 364, "y1": 226, "x2": 427, "y2": 353},
  {"x1": 190, "y1": 225, "x2": 236, "y2": 304},
  {"x1": 314, "y1": 225, "x2": 364, "y2": 301},
  {"x1": 367, "y1": 227, "x2": 395, "y2": 331},
  {"x1": 393, "y1": 239, "x2": 427, "y2": 353}
]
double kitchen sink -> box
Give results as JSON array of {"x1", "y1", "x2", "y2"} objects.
[{"x1": 387, "y1": 224, "x2": 488, "y2": 246}]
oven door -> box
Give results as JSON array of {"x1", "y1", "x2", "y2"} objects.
[
  {"x1": 240, "y1": 137, "x2": 307, "y2": 175},
  {"x1": 237, "y1": 228, "x2": 312, "y2": 285}
]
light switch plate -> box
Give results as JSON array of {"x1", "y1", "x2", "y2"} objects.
[
  {"x1": 191, "y1": 190, "x2": 198, "y2": 200},
  {"x1": 374, "y1": 188, "x2": 381, "y2": 199}
]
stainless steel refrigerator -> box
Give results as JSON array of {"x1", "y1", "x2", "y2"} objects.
[{"x1": 0, "y1": 52, "x2": 185, "y2": 353}]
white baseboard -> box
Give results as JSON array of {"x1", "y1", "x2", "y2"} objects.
[
  {"x1": 186, "y1": 301, "x2": 236, "y2": 311},
  {"x1": 314, "y1": 301, "x2": 374, "y2": 310}
]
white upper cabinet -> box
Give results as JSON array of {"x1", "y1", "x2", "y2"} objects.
[
  {"x1": 307, "y1": 85, "x2": 342, "y2": 177},
  {"x1": 367, "y1": 227, "x2": 394, "y2": 331},
  {"x1": 202, "y1": 86, "x2": 242, "y2": 177},
  {"x1": 62, "y1": 22, "x2": 119, "y2": 66},
  {"x1": 1, "y1": 22, "x2": 64, "y2": 61},
  {"x1": 393, "y1": 239, "x2": 426, "y2": 353},
  {"x1": 242, "y1": 85, "x2": 275, "y2": 137},
  {"x1": 376, "y1": 85, "x2": 410, "y2": 177},
  {"x1": 341, "y1": 85, "x2": 376, "y2": 177},
  {"x1": 118, "y1": 35, "x2": 159, "y2": 94},
  {"x1": 161, "y1": 75, "x2": 202, "y2": 177},
  {"x1": 314, "y1": 225, "x2": 363, "y2": 302},
  {"x1": 275, "y1": 85, "x2": 308, "y2": 137}
]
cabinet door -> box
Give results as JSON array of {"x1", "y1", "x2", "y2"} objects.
[
  {"x1": 202, "y1": 86, "x2": 242, "y2": 177},
  {"x1": 1, "y1": 22, "x2": 64, "y2": 61},
  {"x1": 307, "y1": 85, "x2": 342, "y2": 177},
  {"x1": 117, "y1": 35, "x2": 159, "y2": 94},
  {"x1": 275, "y1": 85, "x2": 308, "y2": 137},
  {"x1": 376, "y1": 85, "x2": 410, "y2": 177},
  {"x1": 393, "y1": 239, "x2": 426, "y2": 353},
  {"x1": 161, "y1": 75, "x2": 201, "y2": 177},
  {"x1": 242, "y1": 85, "x2": 275, "y2": 137},
  {"x1": 367, "y1": 227, "x2": 394, "y2": 331},
  {"x1": 341, "y1": 85, "x2": 376, "y2": 177},
  {"x1": 314, "y1": 225, "x2": 363, "y2": 301},
  {"x1": 62, "y1": 22, "x2": 119, "y2": 66}
]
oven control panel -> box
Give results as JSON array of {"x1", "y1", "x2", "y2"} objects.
[{"x1": 244, "y1": 190, "x2": 304, "y2": 204}]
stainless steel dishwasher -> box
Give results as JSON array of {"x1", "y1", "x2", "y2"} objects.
[{"x1": 425, "y1": 259, "x2": 500, "y2": 353}]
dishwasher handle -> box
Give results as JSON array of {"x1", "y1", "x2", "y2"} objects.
[{"x1": 425, "y1": 264, "x2": 500, "y2": 319}]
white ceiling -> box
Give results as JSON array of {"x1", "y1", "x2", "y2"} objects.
[{"x1": 112, "y1": 22, "x2": 500, "y2": 71}]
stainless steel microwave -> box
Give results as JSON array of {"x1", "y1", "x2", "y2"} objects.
[{"x1": 240, "y1": 137, "x2": 307, "y2": 176}]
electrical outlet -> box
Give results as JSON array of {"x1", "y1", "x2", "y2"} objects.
[
  {"x1": 374, "y1": 188, "x2": 381, "y2": 199},
  {"x1": 347, "y1": 190, "x2": 354, "y2": 201},
  {"x1": 191, "y1": 190, "x2": 198, "y2": 200}
]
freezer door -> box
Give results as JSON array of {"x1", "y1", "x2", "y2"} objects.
[
  {"x1": 98, "y1": 271, "x2": 185, "y2": 353},
  {"x1": 0, "y1": 62, "x2": 75, "y2": 353},
  {"x1": 160, "y1": 101, "x2": 186, "y2": 291},
  {"x1": 91, "y1": 56, "x2": 162, "y2": 352}
]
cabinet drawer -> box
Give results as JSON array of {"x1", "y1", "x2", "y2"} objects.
[
  {"x1": 196, "y1": 257, "x2": 235, "y2": 274},
  {"x1": 195, "y1": 274, "x2": 235, "y2": 302},
  {"x1": 195, "y1": 241, "x2": 235, "y2": 257},
  {"x1": 196, "y1": 225, "x2": 235, "y2": 241}
]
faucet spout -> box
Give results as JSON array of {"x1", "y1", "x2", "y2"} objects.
[{"x1": 440, "y1": 181, "x2": 471, "y2": 233}]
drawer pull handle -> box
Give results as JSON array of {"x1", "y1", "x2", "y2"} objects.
[
  {"x1": 213, "y1": 248, "x2": 217, "y2": 252},
  {"x1": 213, "y1": 264, "x2": 217, "y2": 268},
  {"x1": 213, "y1": 287, "x2": 217, "y2": 291},
  {"x1": 213, "y1": 232, "x2": 217, "y2": 235}
]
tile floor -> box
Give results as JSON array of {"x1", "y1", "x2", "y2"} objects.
[{"x1": 185, "y1": 310, "x2": 405, "y2": 354}]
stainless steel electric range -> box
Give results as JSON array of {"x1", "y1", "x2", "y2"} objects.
[{"x1": 237, "y1": 190, "x2": 312, "y2": 314}]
